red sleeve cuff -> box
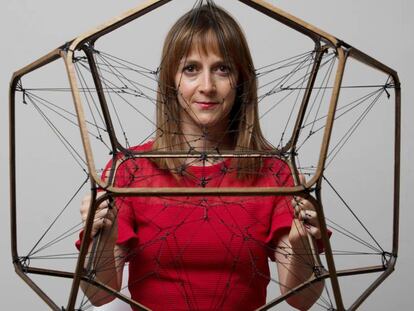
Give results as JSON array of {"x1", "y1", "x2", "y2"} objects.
[
  {"x1": 75, "y1": 229, "x2": 138, "y2": 261},
  {"x1": 75, "y1": 230, "x2": 84, "y2": 251}
]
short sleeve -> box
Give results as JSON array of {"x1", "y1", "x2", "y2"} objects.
[
  {"x1": 266, "y1": 196, "x2": 294, "y2": 261},
  {"x1": 265, "y1": 159, "x2": 295, "y2": 261},
  {"x1": 115, "y1": 197, "x2": 138, "y2": 252},
  {"x1": 264, "y1": 159, "x2": 331, "y2": 258},
  {"x1": 75, "y1": 155, "x2": 139, "y2": 254},
  {"x1": 111, "y1": 157, "x2": 140, "y2": 253},
  {"x1": 75, "y1": 197, "x2": 138, "y2": 254}
]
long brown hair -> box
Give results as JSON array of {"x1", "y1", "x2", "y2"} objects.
[{"x1": 152, "y1": 4, "x2": 272, "y2": 179}]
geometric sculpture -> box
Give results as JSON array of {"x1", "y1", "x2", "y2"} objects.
[{"x1": 9, "y1": 0, "x2": 400, "y2": 310}]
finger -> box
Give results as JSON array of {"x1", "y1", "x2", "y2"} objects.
[
  {"x1": 96, "y1": 192, "x2": 111, "y2": 210},
  {"x1": 292, "y1": 197, "x2": 303, "y2": 217},
  {"x1": 299, "y1": 198, "x2": 315, "y2": 211},
  {"x1": 107, "y1": 197, "x2": 116, "y2": 210},
  {"x1": 103, "y1": 207, "x2": 117, "y2": 222},
  {"x1": 81, "y1": 202, "x2": 109, "y2": 224},
  {"x1": 292, "y1": 196, "x2": 316, "y2": 218},
  {"x1": 304, "y1": 223, "x2": 321, "y2": 239},
  {"x1": 80, "y1": 192, "x2": 108, "y2": 214},
  {"x1": 92, "y1": 208, "x2": 117, "y2": 233},
  {"x1": 95, "y1": 207, "x2": 110, "y2": 220},
  {"x1": 92, "y1": 218, "x2": 113, "y2": 237},
  {"x1": 96, "y1": 207, "x2": 118, "y2": 223},
  {"x1": 82, "y1": 198, "x2": 112, "y2": 218},
  {"x1": 299, "y1": 210, "x2": 319, "y2": 227}
]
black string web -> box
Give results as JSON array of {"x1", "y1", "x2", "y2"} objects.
[{"x1": 11, "y1": 0, "x2": 398, "y2": 310}]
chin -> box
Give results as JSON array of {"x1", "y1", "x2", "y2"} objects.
[
  {"x1": 192, "y1": 117, "x2": 217, "y2": 128},
  {"x1": 199, "y1": 120, "x2": 221, "y2": 129}
]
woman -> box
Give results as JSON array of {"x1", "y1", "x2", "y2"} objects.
[{"x1": 80, "y1": 4, "x2": 323, "y2": 311}]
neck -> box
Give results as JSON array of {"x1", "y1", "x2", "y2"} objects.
[
  {"x1": 179, "y1": 123, "x2": 234, "y2": 166},
  {"x1": 180, "y1": 123, "x2": 233, "y2": 151}
]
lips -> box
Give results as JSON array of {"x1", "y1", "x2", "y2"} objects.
[{"x1": 195, "y1": 101, "x2": 219, "y2": 109}]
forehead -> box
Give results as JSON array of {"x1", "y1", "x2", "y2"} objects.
[
  {"x1": 184, "y1": 45, "x2": 224, "y2": 62},
  {"x1": 186, "y1": 30, "x2": 223, "y2": 59}
]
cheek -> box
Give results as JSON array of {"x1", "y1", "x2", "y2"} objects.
[
  {"x1": 177, "y1": 79, "x2": 196, "y2": 100},
  {"x1": 176, "y1": 92, "x2": 188, "y2": 109},
  {"x1": 224, "y1": 87, "x2": 237, "y2": 107},
  {"x1": 220, "y1": 77, "x2": 237, "y2": 99}
]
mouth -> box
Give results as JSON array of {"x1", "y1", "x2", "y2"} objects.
[{"x1": 195, "y1": 101, "x2": 219, "y2": 109}]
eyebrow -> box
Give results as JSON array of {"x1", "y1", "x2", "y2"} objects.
[{"x1": 179, "y1": 57, "x2": 229, "y2": 66}]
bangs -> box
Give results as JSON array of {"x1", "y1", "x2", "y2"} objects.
[
  {"x1": 164, "y1": 5, "x2": 247, "y2": 77},
  {"x1": 189, "y1": 29, "x2": 222, "y2": 57},
  {"x1": 170, "y1": 27, "x2": 233, "y2": 65}
]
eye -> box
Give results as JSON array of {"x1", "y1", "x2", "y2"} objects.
[
  {"x1": 216, "y1": 64, "x2": 232, "y2": 76},
  {"x1": 182, "y1": 64, "x2": 197, "y2": 74}
]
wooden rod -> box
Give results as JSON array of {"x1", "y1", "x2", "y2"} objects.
[
  {"x1": 13, "y1": 261, "x2": 61, "y2": 311},
  {"x1": 239, "y1": 0, "x2": 338, "y2": 46},
  {"x1": 70, "y1": 0, "x2": 171, "y2": 50}
]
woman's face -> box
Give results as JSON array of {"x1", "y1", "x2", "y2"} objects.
[{"x1": 175, "y1": 45, "x2": 237, "y2": 134}]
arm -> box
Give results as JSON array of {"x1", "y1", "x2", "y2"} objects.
[
  {"x1": 274, "y1": 194, "x2": 324, "y2": 310},
  {"x1": 79, "y1": 193, "x2": 127, "y2": 306},
  {"x1": 275, "y1": 222, "x2": 324, "y2": 310}
]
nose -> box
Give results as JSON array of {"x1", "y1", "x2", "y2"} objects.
[{"x1": 199, "y1": 71, "x2": 216, "y2": 94}]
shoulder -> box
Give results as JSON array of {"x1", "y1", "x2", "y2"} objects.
[
  {"x1": 102, "y1": 140, "x2": 155, "y2": 183},
  {"x1": 114, "y1": 140, "x2": 155, "y2": 164},
  {"x1": 262, "y1": 156, "x2": 291, "y2": 173},
  {"x1": 106, "y1": 140, "x2": 154, "y2": 166},
  {"x1": 116, "y1": 140, "x2": 155, "y2": 168},
  {"x1": 127, "y1": 140, "x2": 154, "y2": 153},
  {"x1": 260, "y1": 157, "x2": 293, "y2": 187}
]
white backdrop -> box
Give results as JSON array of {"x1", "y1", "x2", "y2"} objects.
[{"x1": 1, "y1": 1, "x2": 413, "y2": 310}]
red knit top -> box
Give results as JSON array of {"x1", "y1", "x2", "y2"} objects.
[{"x1": 87, "y1": 141, "x2": 295, "y2": 310}]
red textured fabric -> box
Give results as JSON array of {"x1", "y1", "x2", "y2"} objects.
[
  {"x1": 106, "y1": 142, "x2": 295, "y2": 311},
  {"x1": 76, "y1": 141, "x2": 296, "y2": 310}
]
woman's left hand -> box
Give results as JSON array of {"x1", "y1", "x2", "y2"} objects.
[
  {"x1": 276, "y1": 175, "x2": 325, "y2": 310},
  {"x1": 289, "y1": 176, "x2": 321, "y2": 249}
]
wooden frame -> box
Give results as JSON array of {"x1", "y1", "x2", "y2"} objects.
[{"x1": 9, "y1": 0, "x2": 400, "y2": 310}]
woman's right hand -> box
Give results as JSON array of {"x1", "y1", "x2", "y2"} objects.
[
  {"x1": 79, "y1": 192, "x2": 124, "y2": 304},
  {"x1": 80, "y1": 192, "x2": 118, "y2": 243}
]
